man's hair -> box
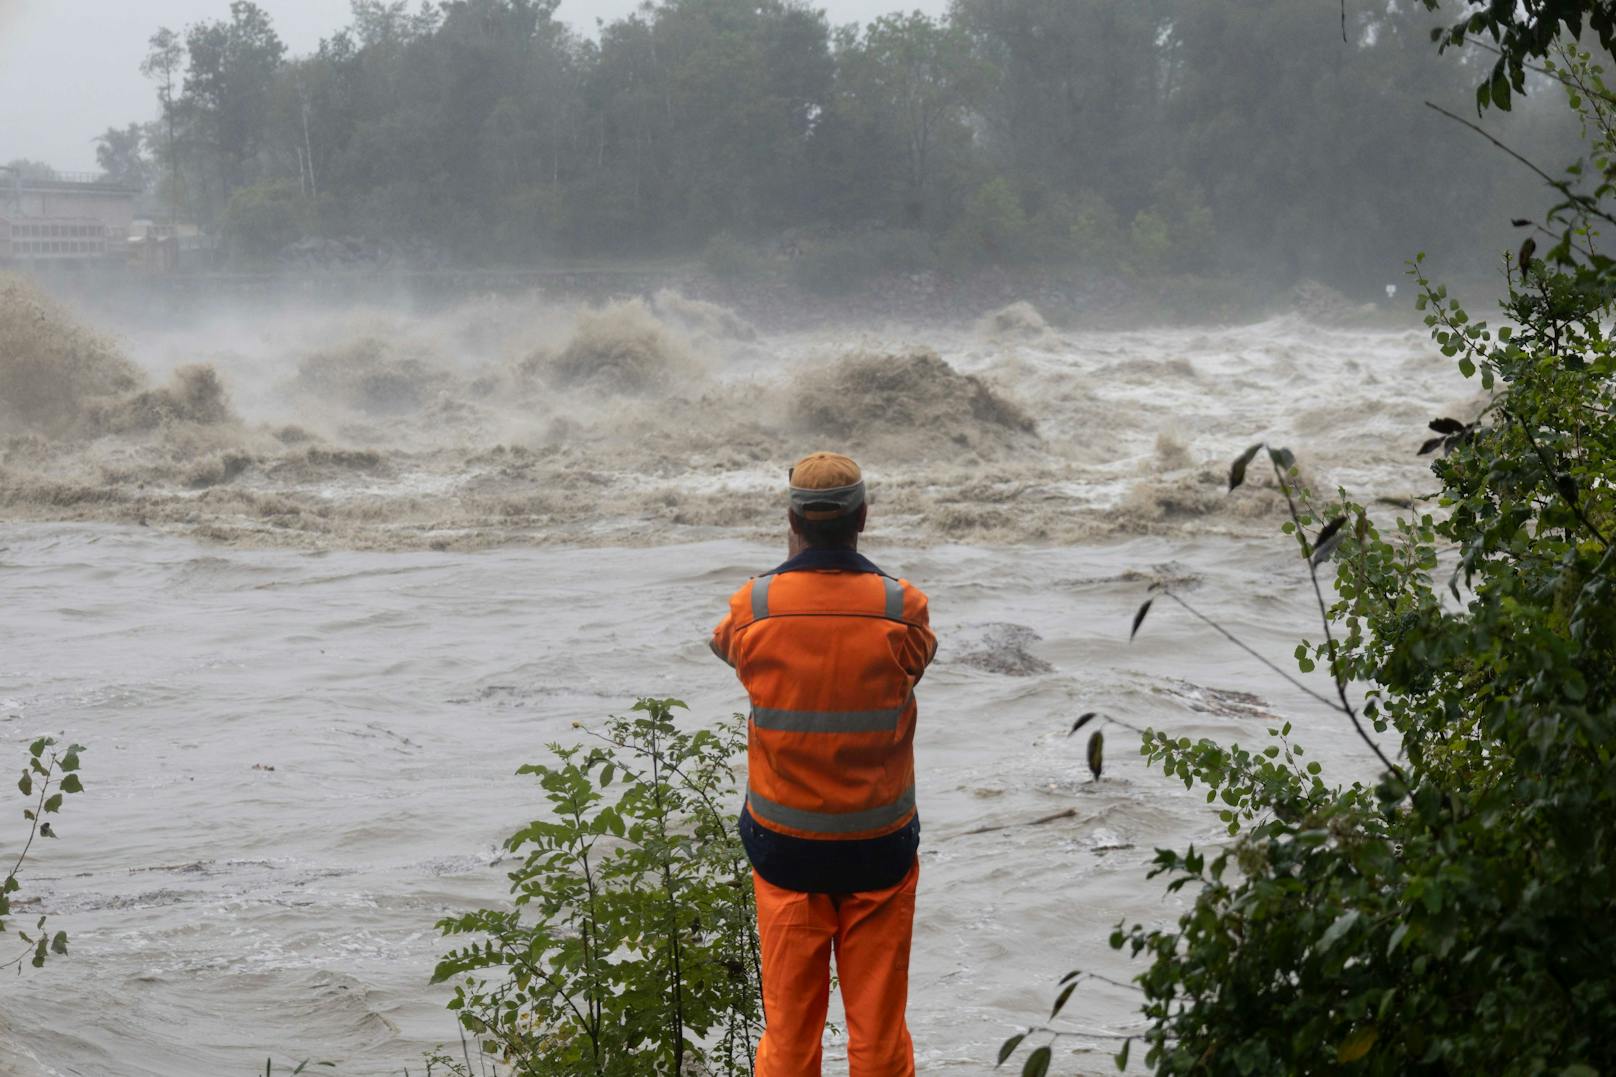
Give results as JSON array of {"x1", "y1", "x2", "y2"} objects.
[{"x1": 791, "y1": 508, "x2": 859, "y2": 548}]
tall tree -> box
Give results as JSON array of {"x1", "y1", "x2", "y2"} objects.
[
  {"x1": 141, "y1": 27, "x2": 187, "y2": 220},
  {"x1": 110, "y1": 0, "x2": 1581, "y2": 282},
  {"x1": 182, "y1": 1, "x2": 287, "y2": 215},
  {"x1": 93, "y1": 124, "x2": 151, "y2": 189},
  {"x1": 833, "y1": 11, "x2": 981, "y2": 226},
  {"x1": 953, "y1": 0, "x2": 1174, "y2": 215}
]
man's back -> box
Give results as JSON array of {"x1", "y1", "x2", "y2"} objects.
[
  {"x1": 715, "y1": 553, "x2": 934, "y2": 846},
  {"x1": 710, "y1": 450, "x2": 934, "y2": 1077}
]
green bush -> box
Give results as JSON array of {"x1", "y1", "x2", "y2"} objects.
[
  {"x1": 222, "y1": 179, "x2": 314, "y2": 263},
  {"x1": 1125, "y1": 209, "x2": 1172, "y2": 276},
  {"x1": 1003, "y1": 49, "x2": 1616, "y2": 1077},
  {"x1": 433, "y1": 699, "x2": 762, "y2": 1076},
  {"x1": 942, "y1": 177, "x2": 1031, "y2": 267},
  {"x1": 1106, "y1": 242, "x2": 1615, "y2": 1073},
  {"x1": 935, "y1": 176, "x2": 1215, "y2": 275},
  {"x1": 1123, "y1": 172, "x2": 1216, "y2": 277},
  {"x1": 1063, "y1": 190, "x2": 1126, "y2": 268}
]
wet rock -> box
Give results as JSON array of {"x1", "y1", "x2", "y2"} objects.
[{"x1": 949, "y1": 622, "x2": 1054, "y2": 676}]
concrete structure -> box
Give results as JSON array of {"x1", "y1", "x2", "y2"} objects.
[
  {"x1": 127, "y1": 219, "x2": 217, "y2": 273},
  {"x1": 0, "y1": 167, "x2": 140, "y2": 267}
]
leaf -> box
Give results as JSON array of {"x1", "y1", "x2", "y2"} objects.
[
  {"x1": 1050, "y1": 981, "x2": 1077, "y2": 1018},
  {"x1": 1555, "y1": 472, "x2": 1579, "y2": 505},
  {"x1": 1228, "y1": 442, "x2": 1263, "y2": 491},
  {"x1": 1311, "y1": 532, "x2": 1348, "y2": 567},
  {"x1": 49, "y1": 931, "x2": 66, "y2": 955},
  {"x1": 1310, "y1": 515, "x2": 1348, "y2": 563},
  {"x1": 1337, "y1": 1025, "x2": 1378, "y2": 1063},
  {"x1": 1068, "y1": 713, "x2": 1097, "y2": 737},
  {"x1": 1490, "y1": 72, "x2": 1511, "y2": 110},
  {"x1": 1316, "y1": 514, "x2": 1348, "y2": 543},
  {"x1": 1115, "y1": 1038, "x2": 1131, "y2": 1070},
  {"x1": 43, "y1": 794, "x2": 62, "y2": 814},
  {"x1": 1378, "y1": 988, "x2": 1399, "y2": 1023},
  {"x1": 1518, "y1": 235, "x2": 1536, "y2": 270},
  {"x1": 1267, "y1": 446, "x2": 1296, "y2": 472},
  {"x1": 1319, "y1": 909, "x2": 1360, "y2": 952},
  {"x1": 1129, "y1": 599, "x2": 1152, "y2": 641},
  {"x1": 1418, "y1": 436, "x2": 1446, "y2": 455},
  {"x1": 1022, "y1": 1045, "x2": 1052, "y2": 1077},
  {"x1": 1510, "y1": 217, "x2": 1531, "y2": 227},
  {"x1": 1087, "y1": 731, "x2": 1104, "y2": 782},
  {"x1": 1428, "y1": 417, "x2": 1465, "y2": 434},
  {"x1": 997, "y1": 1032, "x2": 1027, "y2": 1066},
  {"x1": 17, "y1": 773, "x2": 29, "y2": 797},
  {"x1": 59, "y1": 774, "x2": 82, "y2": 794}
]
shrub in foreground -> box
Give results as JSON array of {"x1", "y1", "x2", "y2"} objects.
[
  {"x1": 433, "y1": 699, "x2": 761, "y2": 1076},
  {"x1": 1003, "y1": 46, "x2": 1616, "y2": 1077}
]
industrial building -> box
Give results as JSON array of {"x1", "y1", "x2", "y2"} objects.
[{"x1": 0, "y1": 166, "x2": 139, "y2": 267}]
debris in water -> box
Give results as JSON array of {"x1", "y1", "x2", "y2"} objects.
[{"x1": 951, "y1": 623, "x2": 1053, "y2": 676}]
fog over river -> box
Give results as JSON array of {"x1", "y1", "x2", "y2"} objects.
[{"x1": 0, "y1": 283, "x2": 1470, "y2": 1074}]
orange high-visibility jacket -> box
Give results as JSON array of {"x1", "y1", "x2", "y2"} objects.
[{"x1": 712, "y1": 560, "x2": 937, "y2": 842}]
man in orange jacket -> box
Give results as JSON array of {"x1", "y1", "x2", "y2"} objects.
[{"x1": 710, "y1": 451, "x2": 937, "y2": 1077}]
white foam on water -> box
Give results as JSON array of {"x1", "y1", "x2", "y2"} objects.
[{"x1": 2, "y1": 280, "x2": 1469, "y2": 552}]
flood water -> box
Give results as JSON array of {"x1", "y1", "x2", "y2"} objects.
[{"x1": 0, "y1": 284, "x2": 1464, "y2": 1074}]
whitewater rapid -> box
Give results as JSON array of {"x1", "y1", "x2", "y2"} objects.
[
  {"x1": 0, "y1": 286, "x2": 1471, "y2": 1074},
  {"x1": 1, "y1": 279, "x2": 1470, "y2": 552}
]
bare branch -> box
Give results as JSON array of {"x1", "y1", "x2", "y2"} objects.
[{"x1": 1424, "y1": 100, "x2": 1616, "y2": 230}]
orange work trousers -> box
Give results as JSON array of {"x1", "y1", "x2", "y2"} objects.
[{"x1": 752, "y1": 859, "x2": 919, "y2": 1077}]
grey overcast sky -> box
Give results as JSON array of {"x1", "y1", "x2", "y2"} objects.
[{"x1": 0, "y1": 0, "x2": 947, "y2": 172}]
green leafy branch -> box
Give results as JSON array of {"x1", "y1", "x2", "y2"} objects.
[{"x1": 2, "y1": 737, "x2": 86, "y2": 974}]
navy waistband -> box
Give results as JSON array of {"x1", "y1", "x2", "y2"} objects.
[{"x1": 739, "y1": 806, "x2": 918, "y2": 894}]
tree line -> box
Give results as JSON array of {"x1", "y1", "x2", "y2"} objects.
[{"x1": 90, "y1": 0, "x2": 1578, "y2": 292}]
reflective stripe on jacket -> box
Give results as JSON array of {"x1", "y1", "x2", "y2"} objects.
[{"x1": 713, "y1": 551, "x2": 936, "y2": 842}]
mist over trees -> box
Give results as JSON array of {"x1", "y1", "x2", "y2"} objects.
[{"x1": 101, "y1": 0, "x2": 1577, "y2": 293}]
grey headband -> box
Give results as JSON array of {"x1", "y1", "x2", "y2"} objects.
[{"x1": 789, "y1": 480, "x2": 866, "y2": 518}]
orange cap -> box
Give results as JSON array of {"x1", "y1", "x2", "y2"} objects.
[{"x1": 788, "y1": 452, "x2": 865, "y2": 520}]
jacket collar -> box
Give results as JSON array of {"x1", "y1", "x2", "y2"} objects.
[{"x1": 766, "y1": 546, "x2": 888, "y2": 578}]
